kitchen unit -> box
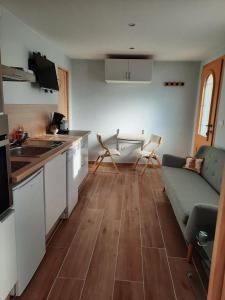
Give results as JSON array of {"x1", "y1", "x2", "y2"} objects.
[
  {"x1": 44, "y1": 152, "x2": 67, "y2": 235},
  {"x1": 13, "y1": 169, "x2": 46, "y2": 296},
  {"x1": 5, "y1": 131, "x2": 90, "y2": 297}
]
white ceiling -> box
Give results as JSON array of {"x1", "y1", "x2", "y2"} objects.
[{"x1": 1, "y1": 0, "x2": 225, "y2": 60}]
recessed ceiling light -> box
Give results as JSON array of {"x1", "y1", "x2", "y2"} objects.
[
  {"x1": 128, "y1": 23, "x2": 136, "y2": 27},
  {"x1": 129, "y1": 47, "x2": 135, "y2": 50}
]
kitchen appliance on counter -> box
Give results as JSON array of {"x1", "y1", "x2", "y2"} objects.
[{"x1": 49, "y1": 112, "x2": 69, "y2": 134}]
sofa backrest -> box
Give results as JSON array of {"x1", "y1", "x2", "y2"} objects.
[{"x1": 196, "y1": 146, "x2": 225, "y2": 194}]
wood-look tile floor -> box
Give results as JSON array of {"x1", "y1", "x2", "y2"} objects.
[{"x1": 16, "y1": 166, "x2": 207, "y2": 300}]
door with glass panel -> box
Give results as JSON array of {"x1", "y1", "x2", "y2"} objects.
[{"x1": 194, "y1": 58, "x2": 224, "y2": 153}]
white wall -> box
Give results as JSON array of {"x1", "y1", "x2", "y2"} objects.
[
  {"x1": 0, "y1": 7, "x2": 71, "y2": 105},
  {"x1": 71, "y1": 60, "x2": 200, "y2": 162}
]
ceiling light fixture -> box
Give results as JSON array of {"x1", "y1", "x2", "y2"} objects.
[{"x1": 128, "y1": 23, "x2": 136, "y2": 27}]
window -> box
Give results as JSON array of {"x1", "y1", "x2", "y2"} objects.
[{"x1": 198, "y1": 73, "x2": 214, "y2": 137}]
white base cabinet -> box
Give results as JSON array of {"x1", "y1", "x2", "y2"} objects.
[
  {"x1": 0, "y1": 210, "x2": 17, "y2": 300},
  {"x1": 78, "y1": 135, "x2": 88, "y2": 186},
  {"x1": 66, "y1": 144, "x2": 79, "y2": 217},
  {"x1": 13, "y1": 169, "x2": 46, "y2": 296},
  {"x1": 44, "y1": 152, "x2": 67, "y2": 234}
]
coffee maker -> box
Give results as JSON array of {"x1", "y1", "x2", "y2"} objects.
[{"x1": 49, "y1": 112, "x2": 69, "y2": 134}]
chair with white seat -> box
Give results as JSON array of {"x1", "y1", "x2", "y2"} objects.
[
  {"x1": 93, "y1": 133, "x2": 120, "y2": 174},
  {"x1": 134, "y1": 134, "x2": 162, "y2": 175}
]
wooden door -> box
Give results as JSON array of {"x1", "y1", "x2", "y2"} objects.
[
  {"x1": 58, "y1": 67, "x2": 69, "y2": 123},
  {"x1": 194, "y1": 58, "x2": 224, "y2": 153},
  {"x1": 208, "y1": 165, "x2": 225, "y2": 300}
]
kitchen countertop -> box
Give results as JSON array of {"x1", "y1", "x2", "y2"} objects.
[{"x1": 10, "y1": 131, "x2": 91, "y2": 185}]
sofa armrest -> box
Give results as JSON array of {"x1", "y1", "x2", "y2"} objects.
[
  {"x1": 185, "y1": 204, "x2": 218, "y2": 243},
  {"x1": 162, "y1": 154, "x2": 186, "y2": 168}
]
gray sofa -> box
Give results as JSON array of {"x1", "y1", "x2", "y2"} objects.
[{"x1": 162, "y1": 146, "x2": 225, "y2": 254}]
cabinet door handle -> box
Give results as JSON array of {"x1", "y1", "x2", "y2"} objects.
[
  {"x1": 128, "y1": 72, "x2": 131, "y2": 80},
  {"x1": 125, "y1": 72, "x2": 127, "y2": 80}
]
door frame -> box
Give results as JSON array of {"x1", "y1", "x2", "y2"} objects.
[
  {"x1": 208, "y1": 165, "x2": 225, "y2": 300},
  {"x1": 193, "y1": 56, "x2": 224, "y2": 153},
  {"x1": 57, "y1": 66, "x2": 70, "y2": 126},
  {"x1": 207, "y1": 56, "x2": 225, "y2": 300}
]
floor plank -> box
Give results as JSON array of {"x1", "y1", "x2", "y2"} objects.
[
  {"x1": 59, "y1": 209, "x2": 103, "y2": 279},
  {"x1": 18, "y1": 247, "x2": 67, "y2": 300},
  {"x1": 88, "y1": 173, "x2": 115, "y2": 209},
  {"x1": 80, "y1": 218, "x2": 120, "y2": 300},
  {"x1": 116, "y1": 208, "x2": 143, "y2": 282},
  {"x1": 139, "y1": 176, "x2": 164, "y2": 248},
  {"x1": 48, "y1": 195, "x2": 90, "y2": 249},
  {"x1": 156, "y1": 200, "x2": 187, "y2": 258},
  {"x1": 123, "y1": 173, "x2": 140, "y2": 211},
  {"x1": 169, "y1": 257, "x2": 207, "y2": 300},
  {"x1": 113, "y1": 280, "x2": 144, "y2": 300},
  {"x1": 48, "y1": 278, "x2": 83, "y2": 300},
  {"x1": 104, "y1": 174, "x2": 125, "y2": 221},
  {"x1": 142, "y1": 247, "x2": 176, "y2": 300}
]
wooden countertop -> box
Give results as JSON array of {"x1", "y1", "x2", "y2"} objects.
[{"x1": 10, "y1": 131, "x2": 90, "y2": 185}]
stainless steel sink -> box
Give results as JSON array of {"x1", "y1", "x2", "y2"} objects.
[
  {"x1": 25, "y1": 140, "x2": 64, "y2": 148},
  {"x1": 11, "y1": 161, "x2": 31, "y2": 172},
  {"x1": 10, "y1": 146, "x2": 52, "y2": 157}
]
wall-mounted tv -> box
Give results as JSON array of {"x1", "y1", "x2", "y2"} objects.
[{"x1": 28, "y1": 52, "x2": 59, "y2": 91}]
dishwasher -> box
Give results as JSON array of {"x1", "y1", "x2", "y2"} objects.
[
  {"x1": 66, "y1": 144, "x2": 79, "y2": 217},
  {"x1": 13, "y1": 168, "x2": 46, "y2": 296}
]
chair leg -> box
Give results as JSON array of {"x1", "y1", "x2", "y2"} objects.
[
  {"x1": 93, "y1": 156, "x2": 104, "y2": 174},
  {"x1": 141, "y1": 159, "x2": 149, "y2": 176},
  {"x1": 94, "y1": 155, "x2": 100, "y2": 166},
  {"x1": 110, "y1": 155, "x2": 120, "y2": 174},
  {"x1": 149, "y1": 158, "x2": 155, "y2": 168},
  {"x1": 134, "y1": 157, "x2": 141, "y2": 169},
  {"x1": 155, "y1": 156, "x2": 161, "y2": 167},
  {"x1": 187, "y1": 243, "x2": 193, "y2": 263}
]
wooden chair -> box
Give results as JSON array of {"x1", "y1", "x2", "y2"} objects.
[
  {"x1": 134, "y1": 134, "x2": 162, "y2": 175},
  {"x1": 93, "y1": 133, "x2": 120, "y2": 174}
]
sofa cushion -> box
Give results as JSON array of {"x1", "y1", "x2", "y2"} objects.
[
  {"x1": 196, "y1": 146, "x2": 225, "y2": 193},
  {"x1": 162, "y1": 166, "x2": 219, "y2": 225}
]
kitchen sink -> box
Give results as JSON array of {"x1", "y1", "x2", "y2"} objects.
[
  {"x1": 25, "y1": 140, "x2": 64, "y2": 148},
  {"x1": 10, "y1": 146, "x2": 52, "y2": 157},
  {"x1": 11, "y1": 161, "x2": 31, "y2": 172}
]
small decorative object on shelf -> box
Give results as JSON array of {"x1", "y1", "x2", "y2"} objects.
[{"x1": 164, "y1": 81, "x2": 185, "y2": 86}]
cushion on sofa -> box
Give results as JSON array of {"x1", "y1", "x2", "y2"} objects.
[
  {"x1": 162, "y1": 166, "x2": 219, "y2": 225},
  {"x1": 196, "y1": 146, "x2": 225, "y2": 193}
]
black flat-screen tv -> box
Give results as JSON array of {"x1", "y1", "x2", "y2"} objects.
[{"x1": 29, "y1": 53, "x2": 59, "y2": 91}]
